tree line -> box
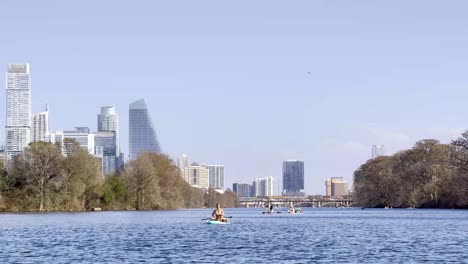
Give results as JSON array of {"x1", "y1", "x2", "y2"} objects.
[
  {"x1": 0, "y1": 140, "x2": 237, "y2": 212},
  {"x1": 353, "y1": 133, "x2": 468, "y2": 209}
]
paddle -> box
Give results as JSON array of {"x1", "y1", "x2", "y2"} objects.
[{"x1": 201, "y1": 216, "x2": 232, "y2": 221}]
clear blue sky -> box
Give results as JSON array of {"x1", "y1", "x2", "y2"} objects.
[{"x1": 1, "y1": 1, "x2": 468, "y2": 195}]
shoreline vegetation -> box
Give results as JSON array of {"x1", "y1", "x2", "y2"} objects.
[
  {"x1": 353, "y1": 132, "x2": 468, "y2": 209},
  {"x1": 0, "y1": 139, "x2": 237, "y2": 213}
]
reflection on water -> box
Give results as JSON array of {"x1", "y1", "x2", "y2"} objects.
[{"x1": 0, "y1": 208, "x2": 467, "y2": 263}]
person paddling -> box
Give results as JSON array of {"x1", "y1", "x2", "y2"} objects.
[{"x1": 211, "y1": 203, "x2": 228, "y2": 222}]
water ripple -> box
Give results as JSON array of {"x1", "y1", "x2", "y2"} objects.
[{"x1": 0, "y1": 209, "x2": 467, "y2": 263}]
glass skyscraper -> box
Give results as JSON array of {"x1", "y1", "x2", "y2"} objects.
[
  {"x1": 282, "y1": 160, "x2": 305, "y2": 196},
  {"x1": 5, "y1": 64, "x2": 31, "y2": 161},
  {"x1": 372, "y1": 145, "x2": 384, "y2": 159},
  {"x1": 96, "y1": 106, "x2": 121, "y2": 175},
  {"x1": 94, "y1": 131, "x2": 117, "y2": 175},
  {"x1": 129, "y1": 99, "x2": 162, "y2": 160},
  {"x1": 98, "y1": 106, "x2": 119, "y2": 155}
]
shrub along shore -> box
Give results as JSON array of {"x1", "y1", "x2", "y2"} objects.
[{"x1": 0, "y1": 139, "x2": 237, "y2": 212}]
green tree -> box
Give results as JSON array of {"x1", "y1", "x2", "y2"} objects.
[
  {"x1": 353, "y1": 156, "x2": 397, "y2": 208},
  {"x1": 354, "y1": 139, "x2": 465, "y2": 209},
  {"x1": 102, "y1": 176, "x2": 128, "y2": 209},
  {"x1": 62, "y1": 146, "x2": 103, "y2": 211},
  {"x1": 123, "y1": 153, "x2": 159, "y2": 210},
  {"x1": 123, "y1": 152, "x2": 203, "y2": 210},
  {"x1": 393, "y1": 140, "x2": 455, "y2": 207}
]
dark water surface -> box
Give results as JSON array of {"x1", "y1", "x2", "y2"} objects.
[{"x1": 0, "y1": 208, "x2": 467, "y2": 263}]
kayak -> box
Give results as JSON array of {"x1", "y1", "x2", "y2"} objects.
[{"x1": 207, "y1": 220, "x2": 230, "y2": 225}]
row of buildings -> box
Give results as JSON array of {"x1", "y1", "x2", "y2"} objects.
[
  {"x1": 233, "y1": 160, "x2": 305, "y2": 197},
  {"x1": 177, "y1": 154, "x2": 225, "y2": 191},
  {"x1": 232, "y1": 160, "x2": 351, "y2": 198},
  {"x1": 233, "y1": 176, "x2": 276, "y2": 197},
  {"x1": 4, "y1": 64, "x2": 163, "y2": 175}
]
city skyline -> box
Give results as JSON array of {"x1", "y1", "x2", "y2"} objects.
[{"x1": 2, "y1": 1, "x2": 468, "y2": 194}]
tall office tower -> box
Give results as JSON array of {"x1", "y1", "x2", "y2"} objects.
[
  {"x1": 282, "y1": 160, "x2": 305, "y2": 196},
  {"x1": 129, "y1": 99, "x2": 162, "y2": 160},
  {"x1": 177, "y1": 154, "x2": 189, "y2": 170},
  {"x1": 182, "y1": 162, "x2": 209, "y2": 189},
  {"x1": 372, "y1": 145, "x2": 385, "y2": 159},
  {"x1": 233, "y1": 183, "x2": 251, "y2": 197},
  {"x1": 208, "y1": 165, "x2": 225, "y2": 189},
  {"x1": 325, "y1": 177, "x2": 349, "y2": 197},
  {"x1": 32, "y1": 104, "x2": 49, "y2": 142},
  {"x1": 94, "y1": 131, "x2": 117, "y2": 175},
  {"x1": 5, "y1": 64, "x2": 32, "y2": 161},
  {"x1": 98, "y1": 106, "x2": 119, "y2": 154},
  {"x1": 97, "y1": 106, "x2": 120, "y2": 175}
]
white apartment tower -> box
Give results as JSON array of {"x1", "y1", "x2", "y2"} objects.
[
  {"x1": 177, "y1": 154, "x2": 189, "y2": 170},
  {"x1": 252, "y1": 177, "x2": 274, "y2": 197},
  {"x1": 32, "y1": 104, "x2": 49, "y2": 142},
  {"x1": 208, "y1": 165, "x2": 225, "y2": 189},
  {"x1": 5, "y1": 64, "x2": 31, "y2": 161},
  {"x1": 182, "y1": 162, "x2": 209, "y2": 189}
]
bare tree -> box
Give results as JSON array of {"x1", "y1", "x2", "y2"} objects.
[{"x1": 24, "y1": 142, "x2": 63, "y2": 211}]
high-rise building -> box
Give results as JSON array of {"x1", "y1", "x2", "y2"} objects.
[
  {"x1": 98, "y1": 106, "x2": 119, "y2": 154},
  {"x1": 266, "y1": 177, "x2": 274, "y2": 196},
  {"x1": 5, "y1": 64, "x2": 31, "y2": 161},
  {"x1": 96, "y1": 106, "x2": 121, "y2": 175},
  {"x1": 251, "y1": 177, "x2": 274, "y2": 197},
  {"x1": 233, "y1": 183, "x2": 251, "y2": 197},
  {"x1": 182, "y1": 162, "x2": 209, "y2": 189},
  {"x1": 177, "y1": 154, "x2": 189, "y2": 171},
  {"x1": 282, "y1": 160, "x2": 305, "y2": 196},
  {"x1": 94, "y1": 131, "x2": 117, "y2": 175},
  {"x1": 332, "y1": 181, "x2": 349, "y2": 197},
  {"x1": 32, "y1": 104, "x2": 49, "y2": 142},
  {"x1": 325, "y1": 177, "x2": 349, "y2": 197},
  {"x1": 325, "y1": 179, "x2": 332, "y2": 197},
  {"x1": 208, "y1": 165, "x2": 224, "y2": 189},
  {"x1": 372, "y1": 145, "x2": 385, "y2": 159},
  {"x1": 129, "y1": 99, "x2": 162, "y2": 160}
]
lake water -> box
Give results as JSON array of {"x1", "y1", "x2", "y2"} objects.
[{"x1": 0, "y1": 208, "x2": 467, "y2": 263}]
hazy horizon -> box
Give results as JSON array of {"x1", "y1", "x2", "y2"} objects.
[{"x1": 2, "y1": 1, "x2": 468, "y2": 194}]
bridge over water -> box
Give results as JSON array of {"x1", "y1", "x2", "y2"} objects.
[{"x1": 238, "y1": 196, "x2": 354, "y2": 208}]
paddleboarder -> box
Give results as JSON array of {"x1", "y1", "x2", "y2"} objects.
[{"x1": 211, "y1": 203, "x2": 228, "y2": 222}]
